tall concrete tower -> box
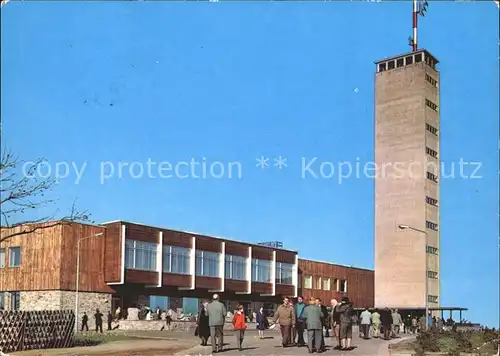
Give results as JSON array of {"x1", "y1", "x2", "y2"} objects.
[{"x1": 374, "y1": 49, "x2": 440, "y2": 310}]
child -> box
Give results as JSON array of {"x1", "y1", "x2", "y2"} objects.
[{"x1": 232, "y1": 304, "x2": 247, "y2": 351}]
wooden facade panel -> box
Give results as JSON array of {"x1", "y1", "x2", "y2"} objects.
[
  {"x1": 162, "y1": 273, "x2": 191, "y2": 287},
  {"x1": 224, "y1": 279, "x2": 247, "y2": 292},
  {"x1": 162, "y1": 230, "x2": 191, "y2": 248},
  {"x1": 251, "y1": 282, "x2": 272, "y2": 294},
  {"x1": 196, "y1": 277, "x2": 221, "y2": 290},
  {"x1": 125, "y1": 223, "x2": 159, "y2": 244},
  {"x1": 195, "y1": 236, "x2": 222, "y2": 253},
  {"x1": 276, "y1": 284, "x2": 295, "y2": 297},
  {"x1": 276, "y1": 250, "x2": 297, "y2": 264},
  {"x1": 60, "y1": 224, "x2": 113, "y2": 293},
  {"x1": 224, "y1": 243, "x2": 248, "y2": 257},
  {"x1": 251, "y1": 247, "x2": 272, "y2": 260},
  {"x1": 103, "y1": 222, "x2": 122, "y2": 283},
  {"x1": 298, "y1": 259, "x2": 374, "y2": 308},
  {"x1": 0, "y1": 224, "x2": 63, "y2": 291},
  {"x1": 125, "y1": 270, "x2": 158, "y2": 285}
]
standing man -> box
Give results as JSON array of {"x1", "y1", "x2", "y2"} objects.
[
  {"x1": 391, "y1": 308, "x2": 403, "y2": 338},
  {"x1": 295, "y1": 296, "x2": 307, "y2": 347},
  {"x1": 335, "y1": 297, "x2": 354, "y2": 351},
  {"x1": 81, "y1": 312, "x2": 89, "y2": 332},
  {"x1": 330, "y1": 299, "x2": 340, "y2": 349},
  {"x1": 206, "y1": 294, "x2": 227, "y2": 353},
  {"x1": 94, "y1": 309, "x2": 103, "y2": 333},
  {"x1": 107, "y1": 311, "x2": 113, "y2": 331},
  {"x1": 315, "y1": 298, "x2": 327, "y2": 351},
  {"x1": 304, "y1": 297, "x2": 324, "y2": 354},
  {"x1": 360, "y1": 307, "x2": 372, "y2": 339},
  {"x1": 272, "y1": 297, "x2": 296, "y2": 348},
  {"x1": 371, "y1": 309, "x2": 381, "y2": 338}
]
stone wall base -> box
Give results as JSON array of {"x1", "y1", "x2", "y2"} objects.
[{"x1": 20, "y1": 290, "x2": 112, "y2": 329}]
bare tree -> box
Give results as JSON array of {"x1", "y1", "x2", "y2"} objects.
[{"x1": 0, "y1": 149, "x2": 91, "y2": 243}]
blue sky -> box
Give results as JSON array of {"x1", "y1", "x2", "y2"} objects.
[{"x1": 1, "y1": 2, "x2": 498, "y2": 326}]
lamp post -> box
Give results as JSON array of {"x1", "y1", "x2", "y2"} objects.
[
  {"x1": 398, "y1": 224, "x2": 429, "y2": 330},
  {"x1": 75, "y1": 232, "x2": 103, "y2": 333}
]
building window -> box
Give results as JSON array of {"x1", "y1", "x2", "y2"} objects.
[
  {"x1": 396, "y1": 58, "x2": 404, "y2": 67},
  {"x1": 251, "y1": 259, "x2": 271, "y2": 283},
  {"x1": 426, "y1": 147, "x2": 438, "y2": 159},
  {"x1": 426, "y1": 221, "x2": 439, "y2": 231},
  {"x1": 9, "y1": 247, "x2": 21, "y2": 267},
  {"x1": 124, "y1": 240, "x2": 158, "y2": 271},
  {"x1": 225, "y1": 255, "x2": 247, "y2": 281},
  {"x1": 339, "y1": 280, "x2": 348, "y2": 293},
  {"x1": 275, "y1": 262, "x2": 293, "y2": 285},
  {"x1": 425, "y1": 98, "x2": 438, "y2": 112},
  {"x1": 0, "y1": 248, "x2": 5, "y2": 268},
  {"x1": 426, "y1": 245, "x2": 439, "y2": 254},
  {"x1": 426, "y1": 74, "x2": 437, "y2": 87},
  {"x1": 428, "y1": 295, "x2": 438, "y2": 303},
  {"x1": 304, "y1": 275, "x2": 312, "y2": 289},
  {"x1": 322, "y1": 278, "x2": 331, "y2": 291},
  {"x1": 427, "y1": 271, "x2": 438, "y2": 279},
  {"x1": 195, "y1": 250, "x2": 221, "y2": 277},
  {"x1": 405, "y1": 56, "x2": 413, "y2": 65},
  {"x1": 388, "y1": 60, "x2": 395, "y2": 70},
  {"x1": 426, "y1": 123, "x2": 438, "y2": 136},
  {"x1": 163, "y1": 245, "x2": 190, "y2": 274},
  {"x1": 426, "y1": 196, "x2": 438, "y2": 206},
  {"x1": 315, "y1": 277, "x2": 322, "y2": 290},
  {"x1": 426, "y1": 171, "x2": 438, "y2": 183},
  {"x1": 378, "y1": 63, "x2": 386, "y2": 72},
  {"x1": 10, "y1": 292, "x2": 20, "y2": 310},
  {"x1": 332, "y1": 279, "x2": 339, "y2": 291},
  {"x1": 415, "y1": 53, "x2": 422, "y2": 63}
]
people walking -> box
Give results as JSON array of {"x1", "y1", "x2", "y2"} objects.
[
  {"x1": 335, "y1": 297, "x2": 354, "y2": 351},
  {"x1": 107, "y1": 311, "x2": 113, "y2": 331},
  {"x1": 196, "y1": 301, "x2": 210, "y2": 346},
  {"x1": 272, "y1": 297, "x2": 296, "y2": 348},
  {"x1": 256, "y1": 306, "x2": 267, "y2": 339},
  {"x1": 360, "y1": 307, "x2": 372, "y2": 339},
  {"x1": 330, "y1": 299, "x2": 340, "y2": 349},
  {"x1": 303, "y1": 297, "x2": 324, "y2": 354},
  {"x1": 94, "y1": 309, "x2": 103, "y2": 333},
  {"x1": 295, "y1": 296, "x2": 307, "y2": 347},
  {"x1": 206, "y1": 294, "x2": 227, "y2": 353},
  {"x1": 381, "y1": 308, "x2": 392, "y2": 340},
  {"x1": 114, "y1": 306, "x2": 121, "y2": 321},
  {"x1": 232, "y1": 305, "x2": 247, "y2": 351},
  {"x1": 81, "y1": 312, "x2": 89, "y2": 331},
  {"x1": 371, "y1": 309, "x2": 381, "y2": 338},
  {"x1": 391, "y1": 309, "x2": 402, "y2": 338}
]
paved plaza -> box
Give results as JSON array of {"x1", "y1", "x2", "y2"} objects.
[{"x1": 175, "y1": 329, "x2": 414, "y2": 356}]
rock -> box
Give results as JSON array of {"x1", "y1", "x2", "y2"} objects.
[{"x1": 127, "y1": 307, "x2": 139, "y2": 321}]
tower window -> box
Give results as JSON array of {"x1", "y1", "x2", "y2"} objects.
[
  {"x1": 426, "y1": 147, "x2": 438, "y2": 159},
  {"x1": 426, "y1": 123, "x2": 438, "y2": 136},
  {"x1": 426, "y1": 196, "x2": 438, "y2": 206},
  {"x1": 415, "y1": 53, "x2": 422, "y2": 63},
  {"x1": 405, "y1": 56, "x2": 413, "y2": 65},
  {"x1": 426, "y1": 221, "x2": 439, "y2": 231},
  {"x1": 378, "y1": 63, "x2": 386, "y2": 72},
  {"x1": 426, "y1": 172, "x2": 438, "y2": 183},
  {"x1": 427, "y1": 271, "x2": 438, "y2": 279},
  {"x1": 425, "y1": 99, "x2": 438, "y2": 112},
  {"x1": 426, "y1": 74, "x2": 437, "y2": 87},
  {"x1": 397, "y1": 58, "x2": 404, "y2": 67},
  {"x1": 428, "y1": 295, "x2": 438, "y2": 303},
  {"x1": 388, "y1": 61, "x2": 395, "y2": 70},
  {"x1": 426, "y1": 246, "x2": 439, "y2": 254}
]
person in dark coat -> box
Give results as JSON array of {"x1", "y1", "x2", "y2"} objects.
[
  {"x1": 256, "y1": 305, "x2": 267, "y2": 339},
  {"x1": 196, "y1": 301, "x2": 211, "y2": 346},
  {"x1": 81, "y1": 312, "x2": 89, "y2": 331},
  {"x1": 107, "y1": 311, "x2": 113, "y2": 331},
  {"x1": 94, "y1": 309, "x2": 103, "y2": 333},
  {"x1": 380, "y1": 308, "x2": 392, "y2": 340}
]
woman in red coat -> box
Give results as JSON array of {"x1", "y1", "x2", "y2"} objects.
[{"x1": 232, "y1": 305, "x2": 247, "y2": 351}]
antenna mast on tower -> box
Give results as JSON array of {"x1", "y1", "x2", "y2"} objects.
[{"x1": 409, "y1": 0, "x2": 428, "y2": 51}]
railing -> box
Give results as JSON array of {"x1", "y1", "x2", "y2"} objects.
[{"x1": 0, "y1": 310, "x2": 75, "y2": 353}]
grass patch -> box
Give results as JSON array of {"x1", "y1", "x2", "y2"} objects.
[
  {"x1": 414, "y1": 328, "x2": 499, "y2": 356},
  {"x1": 72, "y1": 333, "x2": 141, "y2": 347}
]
